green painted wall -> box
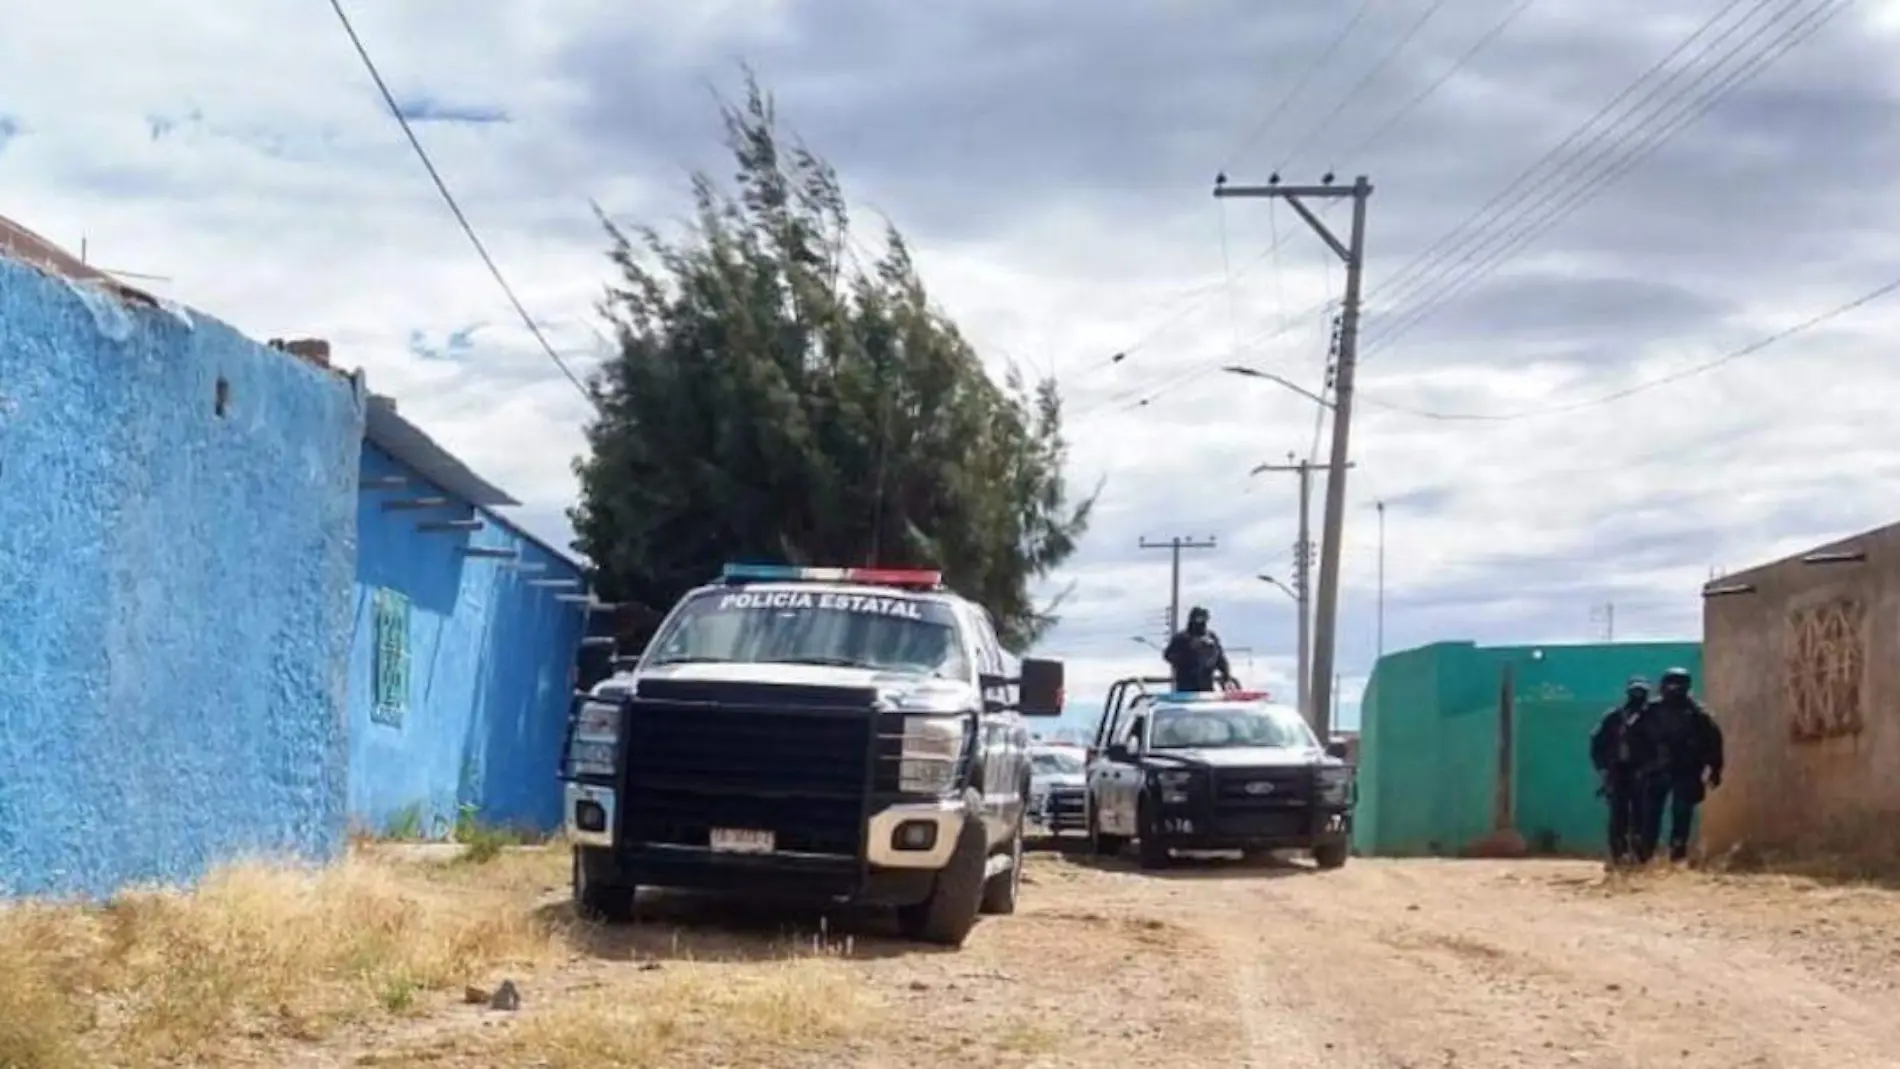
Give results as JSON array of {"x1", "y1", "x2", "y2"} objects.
[{"x1": 1354, "y1": 640, "x2": 1702, "y2": 857}]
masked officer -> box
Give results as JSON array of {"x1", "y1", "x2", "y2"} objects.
[
  {"x1": 1162, "y1": 606, "x2": 1232, "y2": 692},
  {"x1": 1637, "y1": 667, "x2": 1725, "y2": 863},
  {"x1": 1589, "y1": 676, "x2": 1655, "y2": 868}
]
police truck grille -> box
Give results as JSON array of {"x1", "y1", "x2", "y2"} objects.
[
  {"x1": 620, "y1": 681, "x2": 876, "y2": 858},
  {"x1": 1047, "y1": 787, "x2": 1088, "y2": 826},
  {"x1": 1212, "y1": 768, "x2": 1310, "y2": 807}
]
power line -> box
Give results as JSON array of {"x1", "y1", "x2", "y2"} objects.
[
  {"x1": 1220, "y1": 0, "x2": 1380, "y2": 172},
  {"x1": 325, "y1": 0, "x2": 594, "y2": 405},
  {"x1": 1365, "y1": 0, "x2": 1845, "y2": 355},
  {"x1": 1075, "y1": 302, "x2": 1333, "y2": 418},
  {"x1": 1364, "y1": 0, "x2": 1850, "y2": 355},
  {"x1": 1358, "y1": 268, "x2": 1900, "y2": 422},
  {"x1": 1273, "y1": 0, "x2": 1454, "y2": 175},
  {"x1": 1363, "y1": 0, "x2": 1766, "y2": 314},
  {"x1": 1337, "y1": 0, "x2": 1541, "y2": 162}
]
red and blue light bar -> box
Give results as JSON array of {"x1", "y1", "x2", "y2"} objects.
[
  {"x1": 1157, "y1": 689, "x2": 1272, "y2": 703},
  {"x1": 721, "y1": 563, "x2": 945, "y2": 589}
]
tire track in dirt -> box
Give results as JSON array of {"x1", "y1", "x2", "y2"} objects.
[{"x1": 1177, "y1": 858, "x2": 1900, "y2": 1068}]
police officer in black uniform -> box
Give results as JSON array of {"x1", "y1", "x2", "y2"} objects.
[
  {"x1": 1637, "y1": 667, "x2": 1725, "y2": 863},
  {"x1": 1163, "y1": 606, "x2": 1232, "y2": 692},
  {"x1": 1589, "y1": 676, "x2": 1655, "y2": 868}
]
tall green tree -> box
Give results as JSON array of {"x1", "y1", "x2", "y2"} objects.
[{"x1": 571, "y1": 75, "x2": 1095, "y2": 651}]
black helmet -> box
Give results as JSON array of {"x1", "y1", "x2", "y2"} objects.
[
  {"x1": 1626, "y1": 675, "x2": 1650, "y2": 695},
  {"x1": 1187, "y1": 606, "x2": 1210, "y2": 623}
]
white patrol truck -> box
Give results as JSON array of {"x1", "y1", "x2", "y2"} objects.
[
  {"x1": 1027, "y1": 743, "x2": 1088, "y2": 836},
  {"x1": 560, "y1": 563, "x2": 1066, "y2": 947},
  {"x1": 1086, "y1": 680, "x2": 1356, "y2": 870}
]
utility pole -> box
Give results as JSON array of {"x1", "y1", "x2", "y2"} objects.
[
  {"x1": 1591, "y1": 602, "x2": 1615, "y2": 641},
  {"x1": 1250, "y1": 456, "x2": 1352, "y2": 723},
  {"x1": 1138, "y1": 535, "x2": 1218, "y2": 635},
  {"x1": 1217, "y1": 172, "x2": 1372, "y2": 743}
]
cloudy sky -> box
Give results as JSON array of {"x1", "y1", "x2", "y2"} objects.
[{"x1": 4, "y1": 0, "x2": 1896, "y2": 729}]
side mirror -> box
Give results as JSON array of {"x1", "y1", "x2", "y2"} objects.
[
  {"x1": 1105, "y1": 743, "x2": 1132, "y2": 764},
  {"x1": 1324, "y1": 740, "x2": 1351, "y2": 761},
  {"x1": 1017, "y1": 657, "x2": 1066, "y2": 717}
]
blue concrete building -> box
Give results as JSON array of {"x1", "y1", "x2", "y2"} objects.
[
  {"x1": 0, "y1": 225, "x2": 363, "y2": 897},
  {"x1": 346, "y1": 395, "x2": 590, "y2": 838}
]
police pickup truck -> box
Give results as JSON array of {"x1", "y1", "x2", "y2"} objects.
[
  {"x1": 560, "y1": 563, "x2": 1066, "y2": 947},
  {"x1": 1084, "y1": 679, "x2": 1354, "y2": 870},
  {"x1": 1027, "y1": 743, "x2": 1088, "y2": 837}
]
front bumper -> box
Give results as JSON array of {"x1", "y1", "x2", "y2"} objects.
[
  {"x1": 563, "y1": 785, "x2": 966, "y2": 904},
  {"x1": 1150, "y1": 803, "x2": 1352, "y2": 851},
  {"x1": 565, "y1": 781, "x2": 616, "y2": 847}
]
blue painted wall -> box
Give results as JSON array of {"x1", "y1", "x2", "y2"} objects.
[
  {"x1": 347, "y1": 442, "x2": 587, "y2": 837},
  {"x1": 0, "y1": 257, "x2": 363, "y2": 897}
]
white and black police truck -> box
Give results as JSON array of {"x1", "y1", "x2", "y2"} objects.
[
  {"x1": 560, "y1": 563, "x2": 1066, "y2": 947},
  {"x1": 1085, "y1": 680, "x2": 1356, "y2": 870}
]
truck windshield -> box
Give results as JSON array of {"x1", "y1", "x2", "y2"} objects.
[
  {"x1": 645, "y1": 586, "x2": 970, "y2": 679},
  {"x1": 1149, "y1": 705, "x2": 1316, "y2": 750},
  {"x1": 1032, "y1": 751, "x2": 1084, "y2": 775}
]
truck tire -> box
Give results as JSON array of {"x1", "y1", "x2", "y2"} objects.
[
  {"x1": 897, "y1": 817, "x2": 987, "y2": 947},
  {"x1": 979, "y1": 805, "x2": 1025, "y2": 915},
  {"x1": 572, "y1": 847, "x2": 636, "y2": 923},
  {"x1": 1312, "y1": 841, "x2": 1349, "y2": 870},
  {"x1": 1136, "y1": 799, "x2": 1171, "y2": 870},
  {"x1": 1087, "y1": 799, "x2": 1127, "y2": 857}
]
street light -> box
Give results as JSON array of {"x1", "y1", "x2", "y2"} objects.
[
  {"x1": 1258, "y1": 573, "x2": 1309, "y2": 724},
  {"x1": 1256, "y1": 573, "x2": 1297, "y2": 602},
  {"x1": 1130, "y1": 635, "x2": 1161, "y2": 652},
  {"x1": 1223, "y1": 365, "x2": 1333, "y2": 409}
]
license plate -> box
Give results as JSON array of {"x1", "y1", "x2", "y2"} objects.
[{"x1": 709, "y1": 828, "x2": 774, "y2": 854}]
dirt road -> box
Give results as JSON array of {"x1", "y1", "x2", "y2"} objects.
[
  {"x1": 284, "y1": 844, "x2": 1900, "y2": 1068},
  {"x1": 28, "y1": 841, "x2": 1877, "y2": 1067}
]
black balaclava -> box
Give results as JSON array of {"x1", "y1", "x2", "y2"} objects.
[
  {"x1": 1658, "y1": 667, "x2": 1692, "y2": 704},
  {"x1": 1186, "y1": 607, "x2": 1209, "y2": 637},
  {"x1": 1625, "y1": 677, "x2": 1650, "y2": 709}
]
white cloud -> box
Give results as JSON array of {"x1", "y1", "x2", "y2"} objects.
[{"x1": 6, "y1": 0, "x2": 1899, "y2": 720}]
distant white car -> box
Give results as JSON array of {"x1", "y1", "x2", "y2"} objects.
[{"x1": 1028, "y1": 744, "x2": 1088, "y2": 836}]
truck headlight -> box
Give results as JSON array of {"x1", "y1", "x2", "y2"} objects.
[
  {"x1": 567, "y1": 701, "x2": 621, "y2": 777},
  {"x1": 900, "y1": 716, "x2": 968, "y2": 794},
  {"x1": 1151, "y1": 769, "x2": 1194, "y2": 805},
  {"x1": 1317, "y1": 767, "x2": 1353, "y2": 805}
]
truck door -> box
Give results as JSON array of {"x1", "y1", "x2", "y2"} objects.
[{"x1": 1100, "y1": 712, "x2": 1147, "y2": 835}]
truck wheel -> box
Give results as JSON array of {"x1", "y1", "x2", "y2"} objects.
[
  {"x1": 1087, "y1": 800, "x2": 1126, "y2": 857},
  {"x1": 980, "y1": 806, "x2": 1025, "y2": 915},
  {"x1": 897, "y1": 817, "x2": 987, "y2": 947},
  {"x1": 572, "y1": 847, "x2": 635, "y2": 923},
  {"x1": 1312, "y1": 841, "x2": 1349, "y2": 871},
  {"x1": 1136, "y1": 800, "x2": 1171, "y2": 870}
]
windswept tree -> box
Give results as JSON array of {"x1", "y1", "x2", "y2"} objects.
[{"x1": 570, "y1": 75, "x2": 1094, "y2": 650}]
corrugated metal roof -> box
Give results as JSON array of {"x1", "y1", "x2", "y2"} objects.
[{"x1": 0, "y1": 213, "x2": 157, "y2": 305}]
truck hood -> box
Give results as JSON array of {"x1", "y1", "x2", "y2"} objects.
[
  {"x1": 1031, "y1": 772, "x2": 1087, "y2": 790},
  {"x1": 1142, "y1": 745, "x2": 1336, "y2": 769},
  {"x1": 625, "y1": 661, "x2": 977, "y2": 712}
]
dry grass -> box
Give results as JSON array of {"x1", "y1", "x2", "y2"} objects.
[
  {"x1": 480, "y1": 960, "x2": 880, "y2": 1069},
  {"x1": 0, "y1": 848, "x2": 561, "y2": 1068}
]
